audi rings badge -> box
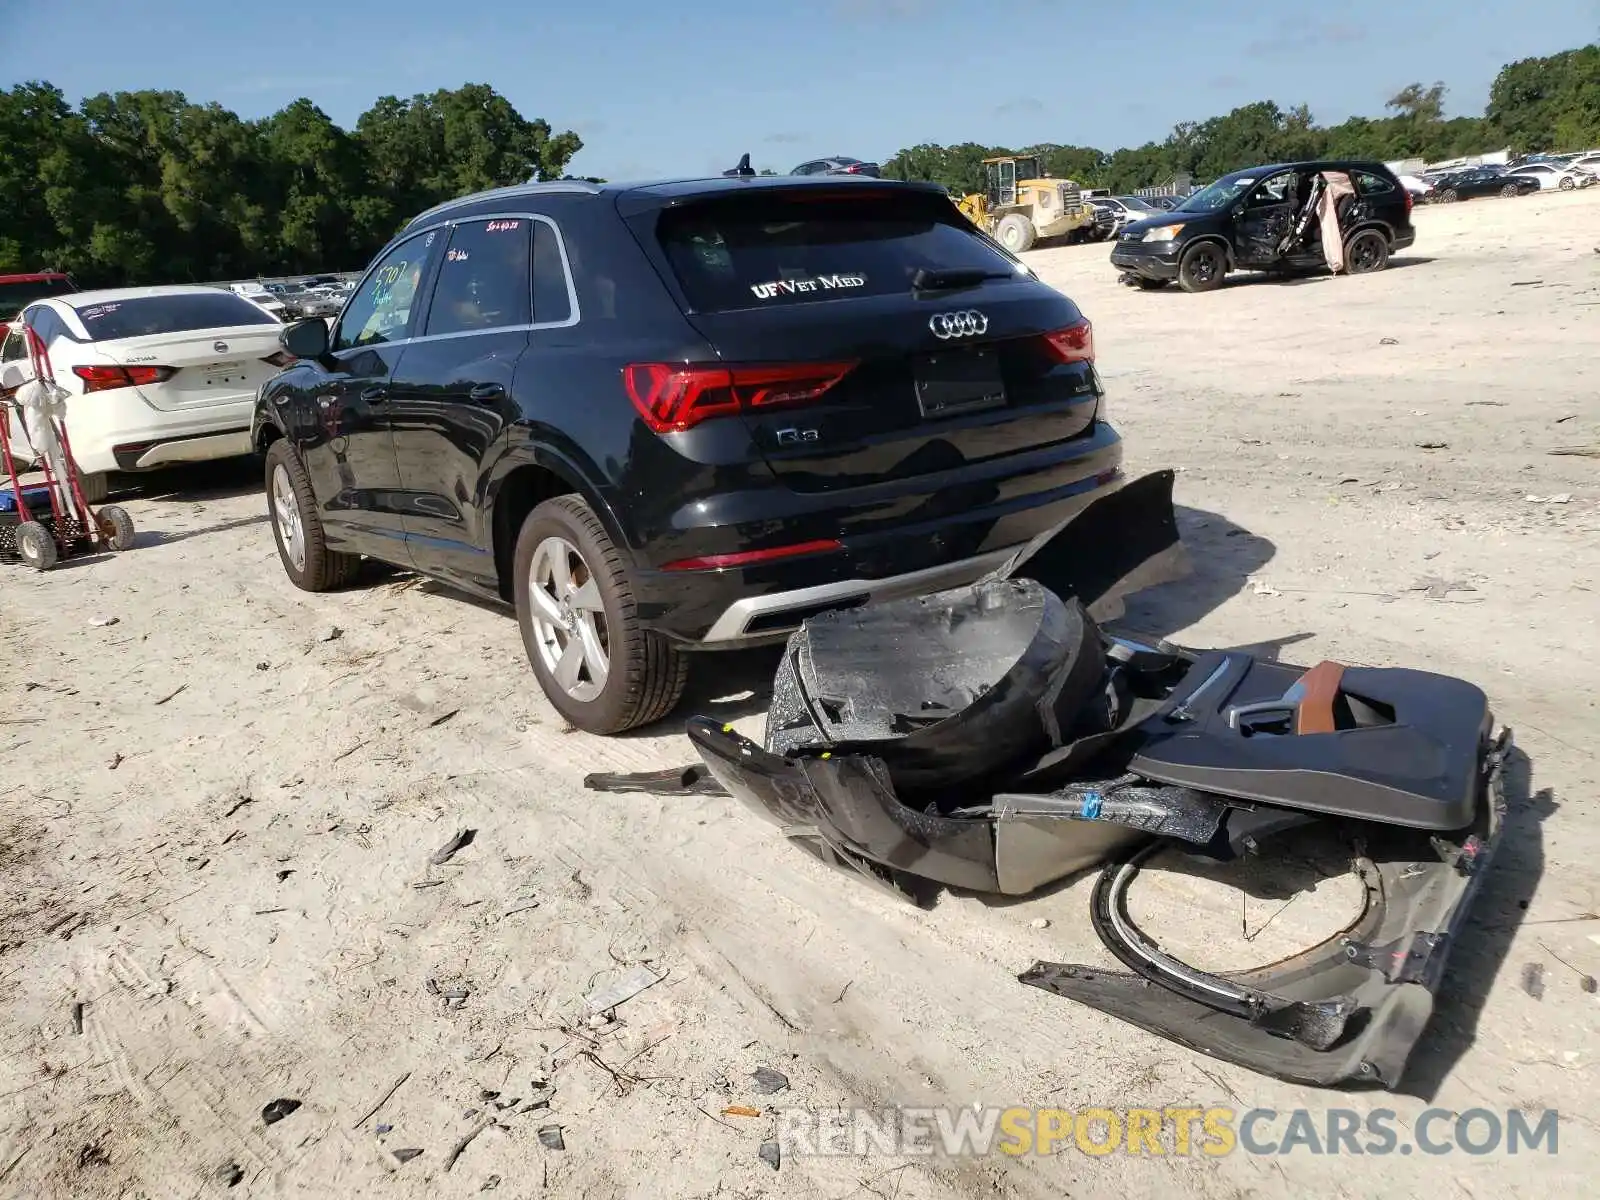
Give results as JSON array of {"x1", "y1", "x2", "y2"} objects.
[{"x1": 929, "y1": 310, "x2": 989, "y2": 339}]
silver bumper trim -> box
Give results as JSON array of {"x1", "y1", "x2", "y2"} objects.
[{"x1": 699, "y1": 543, "x2": 1022, "y2": 644}]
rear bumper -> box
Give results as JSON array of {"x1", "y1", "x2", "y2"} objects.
[
  {"x1": 111, "y1": 427, "x2": 253, "y2": 471},
  {"x1": 33, "y1": 390, "x2": 259, "y2": 477},
  {"x1": 1110, "y1": 240, "x2": 1182, "y2": 280},
  {"x1": 635, "y1": 422, "x2": 1126, "y2": 644}
]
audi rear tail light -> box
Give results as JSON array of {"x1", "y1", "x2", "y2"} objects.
[
  {"x1": 73, "y1": 364, "x2": 177, "y2": 392},
  {"x1": 1040, "y1": 319, "x2": 1094, "y2": 365},
  {"x1": 623, "y1": 360, "x2": 857, "y2": 433}
]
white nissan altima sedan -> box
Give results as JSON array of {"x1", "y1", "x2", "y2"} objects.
[{"x1": 0, "y1": 285, "x2": 295, "y2": 501}]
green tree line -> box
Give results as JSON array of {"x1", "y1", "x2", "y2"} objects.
[
  {"x1": 4, "y1": 42, "x2": 1596, "y2": 286},
  {"x1": 883, "y1": 42, "x2": 1600, "y2": 196},
  {"x1": 0, "y1": 82, "x2": 583, "y2": 286}
]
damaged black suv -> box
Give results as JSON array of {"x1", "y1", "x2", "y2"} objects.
[
  {"x1": 1111, "y1": 160, "x2": 1416, "y2": 293},
  {"x1": 253, "y1": 173, "x2": 1124, "y2": 734}
]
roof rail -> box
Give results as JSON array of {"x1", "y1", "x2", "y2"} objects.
[{"x1": 405, "y1": 179, "x2": 605, "y2": 228}]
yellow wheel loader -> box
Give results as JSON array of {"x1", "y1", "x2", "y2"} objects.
[{"x1": 954, "y1": 156, "x2": 1094, "y2": 253}]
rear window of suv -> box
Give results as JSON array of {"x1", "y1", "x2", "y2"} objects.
[
  {"x1": 655, "y1": 191, "x2": 1020, "y2": 313},
  {"x1": 70, "y1": 292, "x2": 278, "y2": 341}
]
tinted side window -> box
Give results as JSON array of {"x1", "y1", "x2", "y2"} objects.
[
  {"x1": 1, "y1": 323, "x2": 25, "y2": 361},
  {"x1": 426, "y1": 219, "x2": 532, "y2": 337},
  {"x1": 531, "y1": 220, "x2": 573, "y2": 325},
  {"x1": 333, "y1": 232, "x2": 435, "y2": 352},
  {"x1": 1354, "y1": 171, "x2": 1396, "y2": 195}
]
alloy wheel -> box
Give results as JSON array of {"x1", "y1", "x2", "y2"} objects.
[
  {"x1": 527, "y1": 535, "x2": 610, "y2": 702},
  {"x1": 271, "y1": 463, "x2": 306, "y2": 572}
]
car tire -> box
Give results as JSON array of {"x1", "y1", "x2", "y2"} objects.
[
  {"x1": 1560, "y1": 177, "x2": 1575, "y2": 191},
  {"x1": 78, "y1": 472, "x2": 108, "y2": 505},
  {"x1": 514, "y1": 494, "x2": 688, "y2": 735},
  {"x1": 264, "y1": 438, "x2": 360, "y2": 592},
  {"x1": 1177, "y1": 241, "x2": 1227, "y2": 293},
  {"x1": 1437, "y1": 188, "x2": 1458, "y2": 203},
  {"x1": 1500, "y1": 183, "x2": 1521, "y2": 197},
  {"x1": 995, "y1": 213, "x2": 1036, "y2": 254},
  {"x1": 1343, "y1": 229, "x2": 1390, "y2": 275}
]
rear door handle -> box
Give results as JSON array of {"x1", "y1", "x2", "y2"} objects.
[
  {"x1": 360, "y1": 385, "x2": 389, "y2": 404},
  {"x1": 468, "y1": 383, "x2": 506, "y2": 403}
]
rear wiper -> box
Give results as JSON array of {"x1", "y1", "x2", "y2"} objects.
[{"x1": 911, "y1": 267, "x2": 1016, "y2": 294}]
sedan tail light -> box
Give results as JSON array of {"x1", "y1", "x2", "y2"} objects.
[
  {"x1": 623, "y1": 361, "x2": 857, "y2": 433},
  {"x1": 262, "y1": 351, "x2": 297, "y2": 368},
  {"x1": 1040, "y1": 319, "x2": 1094, "y2": 365},
  {"x1": 73, "y1": 364, "x2": 177, "y2": 392}
]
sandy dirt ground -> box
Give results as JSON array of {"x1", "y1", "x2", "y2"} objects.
[{"x1": 2, "y1": 190, "x2": 1597, "y2": 1199}]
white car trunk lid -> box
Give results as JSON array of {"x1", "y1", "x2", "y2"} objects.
[{"x1": 96, "y1": 325, "x2": 285, "y2": 412}]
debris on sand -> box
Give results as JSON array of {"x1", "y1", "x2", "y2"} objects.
[
  {"x1": 430, "y1": 828, "x2": 477, "y2": 865},
  {"x1": 759, "y1": 1141, "x2": 781, "y2": 1171},
  {"x1": 583, "y1": 964, "x2": 663, "y2": 1014},
  {"x1": 214, "y1": 1161, "x2": 244, "y2": 1187},
  {"x1": 352, "y1": 1071, "x2": 411, "y2": 1129},
  {"x1": 443, "y1": 1118, "x2": 493, "y2": 1172},
  {"x1": 538, "y1": 1125, "x2": 566, "y2": 1151},
  {"x1": 1521, "y1": 962, "x2": 1546, "y2": 1000},
  {"x1": 750, "y1": 1066, "x2": 790, "y2": 1095},
  {"x1": 261, "y1": 1098, "x2": 302, "y2": 1125}
]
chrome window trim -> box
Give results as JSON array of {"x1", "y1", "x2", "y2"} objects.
[
  {"x1": 333, "y1": 211, "x2": 581, "y2": 353},
  {"x1": 330, "y1": 226, "x2": 441, "y2": 354}
]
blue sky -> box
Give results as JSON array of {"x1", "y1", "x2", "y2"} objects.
[{"x1": 1, "y1": 0, "x2": 1593, "y2": 180}]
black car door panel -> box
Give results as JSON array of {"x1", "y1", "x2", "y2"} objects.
[
  {"x1": 293, "y1": 228, "x2": 442, "y2": 557},
  {"x1": 388, "y1": 215, "x2": 555, "y2": 591},
  {"x1": 300, "y1": 343, "x2": 410, "y2": 555},
  {"x1": 387, "y1": 332, "x2": 524, "y2": 590}
]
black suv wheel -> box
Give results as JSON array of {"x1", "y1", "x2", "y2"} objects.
[
  {"x1": 1177, "y1": 242, "x2": 1227, "y2": 293},
  {"x1": 513, "y1": 495, "x2": 688, "y2": 734},
  {"x1": 265, "y1": 440, "x2": 360, "y2": 591},
  {"x1": 1344, "y1": 229, "x2": 1390, "y2": 275}
]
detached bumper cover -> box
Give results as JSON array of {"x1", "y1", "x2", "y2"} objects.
[
  {"x1": 1020, "y1": 729, "x2": 1509, "y2": 1088},
  {"x1": 586, "y1": 470, "x2": 1507, "y2": 1090}
]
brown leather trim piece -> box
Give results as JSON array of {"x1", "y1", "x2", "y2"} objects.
[{"x1": 1293, "y1": 660, "x2": 1347, "y2": 735}]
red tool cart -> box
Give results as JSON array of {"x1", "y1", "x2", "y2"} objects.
[{"x1": 0, "y1": 325, "x2": 136, "y2": 570}]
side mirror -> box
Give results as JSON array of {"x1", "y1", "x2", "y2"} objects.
[{"x1": 281, "y1": 317, "x2": 330, "y2": 361}]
